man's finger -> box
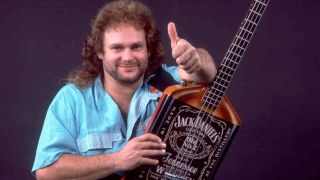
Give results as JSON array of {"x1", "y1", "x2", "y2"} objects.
[
  {"x1": 140, "y1": 157, "x2": 159, "y2": 166},
  {"x1": 138, "y1": 142, "x2": 166, "y2": 150},
  {"x1": 168, "y1": 22, "x2": 179, "y2": 49},
  {"x1": 136, "y1": 133, "x2": 162, "y2": 143}
]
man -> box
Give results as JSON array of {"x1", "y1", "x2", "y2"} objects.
[{"x1": 32, "y1": 0, "x2": 216, "y2": 179}]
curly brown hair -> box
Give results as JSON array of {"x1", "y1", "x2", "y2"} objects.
[{"x1": 67, "y1": 0, "x2": 165, "y2": 88}]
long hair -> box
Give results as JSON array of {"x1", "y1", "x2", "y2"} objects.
[{"x1": 66, "y1": 0, "x2": 165, "y2": 88}]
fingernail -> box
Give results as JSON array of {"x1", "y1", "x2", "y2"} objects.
[{"x1": 162, "y1": 143, "x2": 166, "y2": 148}]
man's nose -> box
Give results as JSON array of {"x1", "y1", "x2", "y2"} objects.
[{"x1": 122, "y1": 49, "x2": 134, "y2": 60}]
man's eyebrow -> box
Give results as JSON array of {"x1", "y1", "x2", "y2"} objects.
[
  {"x1": 109, "y1": 42, "x2": 144, "y2": 47},
  {"x1": 109, "y1": 43, "x2": 124, "y2": 48},
  {"x1": 131, "y1": 42, "x2": 144, "y2": 46}
]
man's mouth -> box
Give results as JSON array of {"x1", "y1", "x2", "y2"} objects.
[
  {"x1": 119, "y1": 64, "x2": 137, "y2": 68},
  {"x1": 118, "y1": 62, "x2": 139, "y2": 69}
]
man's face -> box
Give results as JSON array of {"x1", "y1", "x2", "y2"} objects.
[{"x1": 98, "y1": 24, "x2": 149, "y2": 85}]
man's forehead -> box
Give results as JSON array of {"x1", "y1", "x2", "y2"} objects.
[
  {"x1": 102, "y1": 23, "x2": 147, "y2": 45},
  {"x1": 104, "y1": 22, "x2": 144, "y2": 33}
]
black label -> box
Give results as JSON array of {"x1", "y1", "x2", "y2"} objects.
[{"x1": 130, "y1": 96, "x2": 238, "y2": 180}]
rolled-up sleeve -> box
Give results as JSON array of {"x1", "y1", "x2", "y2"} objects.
[
  {"x1": 161, "y1": 64, "x2": 181, "y2": 83},
  {"x1": 32, "y1": 85, "x2": 79, "y2": 174}
]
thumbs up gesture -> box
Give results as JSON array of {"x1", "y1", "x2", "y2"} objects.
[
  {"x1": 167, "y1": 22, "x2": 216, "y2": 83},
  {"x1": 168, "y1": 22, "x2": 202, "y2": 74}
]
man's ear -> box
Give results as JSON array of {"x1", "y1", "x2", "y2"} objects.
[{"x1": 97, "y1": 52, "x2": 103, "y2": 60}]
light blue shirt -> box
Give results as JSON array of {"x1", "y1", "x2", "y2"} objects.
[{"x1": 32, "y1": 65, "x2": 180, "y2": 173}]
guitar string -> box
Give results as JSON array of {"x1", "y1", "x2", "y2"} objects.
[{"x1": 166, "y1": 0, "x2": 268, "y2": 179}]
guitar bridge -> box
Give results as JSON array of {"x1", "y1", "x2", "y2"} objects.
[
  {"x1": 162, "y1": 167, "x2": 186, "y2": 180},
  {"x1": 162, "y1": 172, "x2": 186, "y2": 180}
]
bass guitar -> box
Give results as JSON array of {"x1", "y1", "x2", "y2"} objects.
[{"x1": 126, "y1": 0, "x2": 269, "y2": 179}]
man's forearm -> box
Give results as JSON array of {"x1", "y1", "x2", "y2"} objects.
[
  {"x1": 195, "y1": 48, "x2": 216, "y2": 83},
  {"x1": 36, "y1": 153, "x2": 120, "y2": 180}
]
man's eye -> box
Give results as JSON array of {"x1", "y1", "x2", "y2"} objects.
[
  {"x1": 132, "y1": 45, "x2": 142, "y2": 50},
  {"x1": 112, "y1": 46, "x2": 122, "y2": 50}
]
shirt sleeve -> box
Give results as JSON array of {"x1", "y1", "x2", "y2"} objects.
[
  {"x1": 161, "y1": 64, "x2": 181, "y2": 83},
  {"x1": 31, "y1": 85, "x2": 79, "y2": 174}
]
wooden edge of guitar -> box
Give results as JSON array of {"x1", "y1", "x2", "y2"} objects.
[{"x1": 153, "y1": 84, "x2": 241, "y2": 127}]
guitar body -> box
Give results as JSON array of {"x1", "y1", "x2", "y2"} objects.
[{"x1": 125, "y1": 84, "x2": 240, "y2": 180}]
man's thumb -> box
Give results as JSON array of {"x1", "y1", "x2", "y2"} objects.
[{"x1": 168, "y1": 22, "x2": 179, "y2": 49}]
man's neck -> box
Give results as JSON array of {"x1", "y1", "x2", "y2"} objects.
[{"x1": 102, "y1": 75, "x2": 144, "y2": 120}]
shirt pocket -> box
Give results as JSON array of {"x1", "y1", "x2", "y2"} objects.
[{"x1": 76, "y1": 132, "x2": 123, "y2": 155}]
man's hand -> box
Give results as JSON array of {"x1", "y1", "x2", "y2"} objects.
[
  {"x1": 168, "y1": 22, "x2": 216, "y2": 83},
  {"x1": 114, "y1": 133, "x2": 166, "y2": 171},
  {"x1": 168, "y1": 22, "x2": 202, "y2": 74}
]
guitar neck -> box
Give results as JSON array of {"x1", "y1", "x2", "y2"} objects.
[{"x1": 202, "y1": 0, "x2": 269, "y2": 110}]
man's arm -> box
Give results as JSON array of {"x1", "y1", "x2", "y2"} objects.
[
  {"x1": 168, "y1": 22, "x2": 217, "y2": 84},
  {"x1": 36, "y1": 153, "x2": 118, "y2": 180},
  {"x1": 36, "y1": 133, "x2": 166, "y2": 180}
]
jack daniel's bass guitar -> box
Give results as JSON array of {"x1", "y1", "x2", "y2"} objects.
[{"x1": 126, "y1": 0, "x2": 269, "y2": 179}]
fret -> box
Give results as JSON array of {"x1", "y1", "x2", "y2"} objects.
[
  {"x1": 227, "y1": 50, "x2": 242, "y2": 60},
  {"x1": 239, "y1": 27, "x2": 253, "y2": 37},
  {"x1": 205, "y1": 90, "x2": 224, "y2": 99},
  {"x1": 238, "y1": 30, "x2": 252, "y2": 42},
  {"x1": 235, "y1": 35, "x2": 249, "y2": 43},
  {"x1": 213, "y1": 100, "x2": 220, "y2": 107},
  {"x1": 215, "y1": 76, "x2": 229, "y2": 87},
  {"x1": 218, "y1": 70, "x2": 232, "y2": 79},
  {"x1": 223, "y1": 59, "x2": 239, "y2": 70},
  {"x1": 230, "y1": 44, "x2": 245, "y2": 56},
  {"x1": 214, "y1": 78, "x2": 228, "y2": 88},
  {"x1": 221, "y1": 64, "x2": 236, "y2": 72},
  {"x1": 208, "y1": 89, "x2": 224, "y2": 97},
  {"x1": 249, "y1": 1, "x2": 264, "y2": 20},
  {"x1": 249, "y1": 9, "x2": 262, "y2": 16},
  {"x1": 204, "y1": 93, "x2": 221, "y2": 101},
  {"x1": 204, "y1": 97, "x2": 220, "y2": 105},
  {"x1": 256, "y1": 0, "x2": 268, "y2": 6},
  {"x1": 206, "y1": 88, "x2": 225, "y2": 96},
  {"x1": 234, "y1": 34, "x2": 251, "y2": 48},
  {"x1": 221, "y1": 63, "x2": 236, "y2": 71},
  {"x1": 210, "y1": 99, "x2": 220, "y2": 109},
  {"x1": 231, "y1": 43, "x2": 245, "y2": 51},
  {"x1": 217, "y1": 71, "x2": 232, "y2": 82},
  {"x1": 228, "y1": 46, "x2": 243, "y2": 57},
  {"x1": 244, "y1": 18, "x2": 257, "y2": 26},
  {"x1": 247, "y1": 12, "x2": 261, "y2": 27},
  {"x1": 210, "y1": 81, "x2": 228, "y2": 90},
  {"x1": 223, "y1": 57, "x2": 238, "y2": 69},
  {"x1": 251, "y1": 0, "x2": 260, "y2": 14},
  {"x1": 203, "y1": 95, "x2": 222, "y2": 106},
  {"x1": 212, "y1": 82, "x2": 228, "y2": 90},
  {"x1": 253, "y1": 2, "x2": 265, "y2": 15},
  {"x1": 226, "y1": 50, "x2": 242, "y2": 62},
  {"x1": 243, "y1": 21, "x2": 256, "y2": 33},
  {"x1": 229, "y1": 38, "x2": 248, "y2": 53},
  {"x1": 202, "y1": 98, "x2": 220, "y2": 108},
  {"x1": 235, "y1": 35, "x2": 250, "y2": 48},
  {"x1": 221, "y1": 64, "x2": 235, "y2": 74}
]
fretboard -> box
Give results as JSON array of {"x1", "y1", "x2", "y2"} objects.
[{"x1": 202, "y1": 0, "x2": 269, "y2": 111}]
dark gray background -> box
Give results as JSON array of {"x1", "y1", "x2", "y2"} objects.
[{"x1": 1, "y1": 0, "x2": 319, "y2": 179}]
